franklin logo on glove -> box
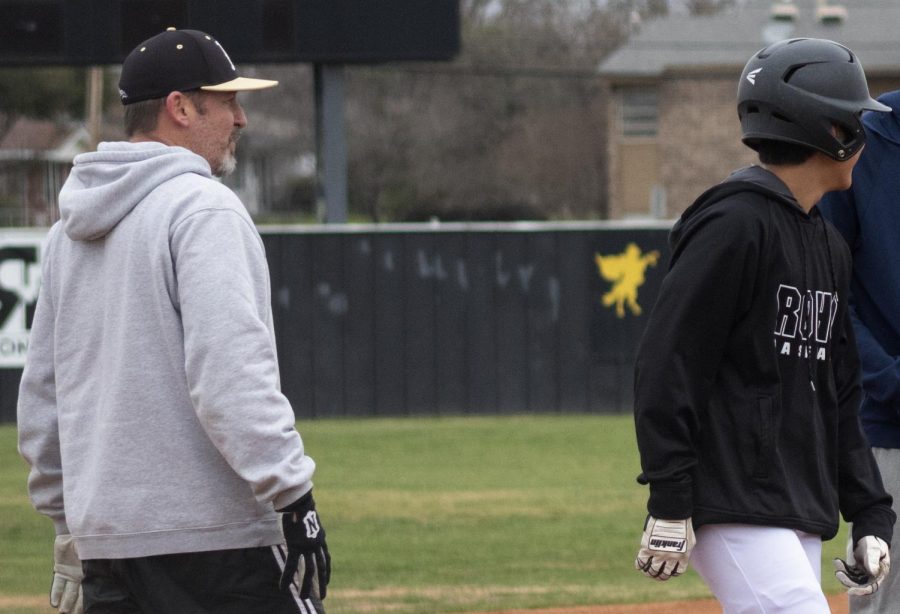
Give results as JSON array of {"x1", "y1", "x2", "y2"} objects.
[{"x1": 649, "y1": 537, "x2": 687, "y2": 552}]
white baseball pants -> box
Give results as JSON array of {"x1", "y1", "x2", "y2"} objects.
[{"x1": 691, "y1": 523, "x2": 830, "y2": 613}]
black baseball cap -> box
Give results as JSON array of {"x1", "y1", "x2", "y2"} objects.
[{"x1": 118, "y1": 28, "x2": 278, "y2": 105}]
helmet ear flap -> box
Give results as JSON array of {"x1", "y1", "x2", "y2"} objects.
[{"x1": 831, "y1": 117, "x2": 859, "y2": 147}]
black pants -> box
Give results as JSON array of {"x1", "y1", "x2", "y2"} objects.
[{"x1": 82, "y1": 546, "x2": 325, "y2": 614}]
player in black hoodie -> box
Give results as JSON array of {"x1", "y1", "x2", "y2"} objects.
[{"x1": 632, "y1": 38, "x2": 896, "y2": 611}]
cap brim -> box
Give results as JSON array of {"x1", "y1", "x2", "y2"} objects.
[{"x1": 201, "y1": 77, "x2": 278, "y2": 92}]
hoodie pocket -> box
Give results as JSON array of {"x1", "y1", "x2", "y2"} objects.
[{"x1": 752, "y1": 396, "x2": 775, "y2": 480}]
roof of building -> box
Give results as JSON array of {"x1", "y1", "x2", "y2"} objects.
[
  {"x1": 0, "y1": 117, "x2": 89, "y2": 162},
  {"x1": 598, "y1": 0, "x2": 900, "y2": 79}
]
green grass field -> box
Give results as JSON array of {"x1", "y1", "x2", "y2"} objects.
[{"x1": 0, "y1": 415, "x2": 851, "y2": 613}]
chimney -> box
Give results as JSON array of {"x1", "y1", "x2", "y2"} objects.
[
  {"x1": 770, "y1": 1, "x2": 799, "y2": 21},
  {"x1": 816, "y1": 0, "x2": 848, "y2": 25}
]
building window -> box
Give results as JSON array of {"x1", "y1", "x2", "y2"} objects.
[{"x1": 619, "y1": 87, "x2": 658, "y2": 138}]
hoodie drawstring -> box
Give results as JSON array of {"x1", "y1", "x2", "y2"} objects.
[{"x1": 796, "y1": 212, "x2": 840, "y2": 394}]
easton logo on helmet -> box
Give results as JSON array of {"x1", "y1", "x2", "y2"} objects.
[{"x1": 746, "y1": 68, "x2": 762, "y2": 85}]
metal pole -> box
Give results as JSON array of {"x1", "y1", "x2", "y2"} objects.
[{"x1": 313, "y1": 63, "x2": 348, "y2": 224}]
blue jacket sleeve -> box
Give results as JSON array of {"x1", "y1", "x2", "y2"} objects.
[
  {"x1": 852, "y1": 307, "x2": 900, "y2": 406},
  {"x1": 820, "y1": 189, "x2": 900, "y2": 407}
]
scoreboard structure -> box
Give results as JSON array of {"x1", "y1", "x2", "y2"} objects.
[{"x1": 0, "y1": 0, "x2": 461, "y2": 66}]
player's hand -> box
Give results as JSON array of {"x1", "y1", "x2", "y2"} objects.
[
  {"x1": 834, "y1": 535, "x2": 890, "y2": 596},
  {"x1": 635, "y1": 516, "x2": 696, "y2": 581},
  {"x1": 51, "y1": 534, "x2": 83, "y2": 614},
  {"x1": 279, "y1": 491, "x2": 331, "y2": 599}
]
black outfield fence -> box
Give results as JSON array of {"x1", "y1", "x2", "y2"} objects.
[{"x1": 0, "y1": 222, "x2": 671, "y2": 422}]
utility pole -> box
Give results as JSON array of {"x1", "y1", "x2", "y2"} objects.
[{"x1": 86, "y1": 67, "x2": 103, "y2": 151}]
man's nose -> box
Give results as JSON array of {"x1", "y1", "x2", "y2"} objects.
[{"x1": 235, "y1": 105, "x2": 248, "y2": 128}]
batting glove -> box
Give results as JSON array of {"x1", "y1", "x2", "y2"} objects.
[
  {"x1": 50, "y1": 534, "x2": 83, "y2": 614},
  {"x1": 279, "y1": 491, "x2": 331, "y2": 599},
  {"x1": 834, "y1": 535, "x2": 890, "y2": 596},
  {"x1": 635, "y1": 516, "x2": 696, "y2": 581}
]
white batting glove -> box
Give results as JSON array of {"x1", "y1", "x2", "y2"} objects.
[
  {"x1": 51, "y1": 534, "x2": 84, "y2": 614},
  {"x1": 635, "y1": 516, "x2": 696, "y2": 581},
  {"x1": 834, "y1": 535, "x2": 891, "y2": 596}
]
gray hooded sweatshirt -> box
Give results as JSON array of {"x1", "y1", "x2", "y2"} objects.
[{"x1": 17, "y1": 141, "x2": 314, "y2": 559}]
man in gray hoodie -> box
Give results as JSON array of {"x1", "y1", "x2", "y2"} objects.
[{"x1": 17, "y1": 28, "x2": 329, "y2": 614}]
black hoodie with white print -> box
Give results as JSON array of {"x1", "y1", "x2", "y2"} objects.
[{"x1": 633, "y1": 164, "x2": 894, "y2": 546}]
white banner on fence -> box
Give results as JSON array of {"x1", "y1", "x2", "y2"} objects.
[{"x1": 0, "y1": 230, "x2": 46, "y2": 368}]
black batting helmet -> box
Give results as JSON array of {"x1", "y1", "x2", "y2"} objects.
[{"x1": 737, "y1": 37, "x2": 889, "y2": 161}]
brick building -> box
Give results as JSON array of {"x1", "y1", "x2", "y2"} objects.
[
  {"x1": 0, "y1": 117, "x2": 89, "y2": 226},
  {"x1": 598, "y1": 0, "x2": 900, "y2": 220}
]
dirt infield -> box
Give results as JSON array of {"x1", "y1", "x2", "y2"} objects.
[
  {"x1": 477, "y1": 593, "x2": 849, "y2": 613},
  {"x1": 0, "y1": 596, "x2": 52, "y2": 611}
]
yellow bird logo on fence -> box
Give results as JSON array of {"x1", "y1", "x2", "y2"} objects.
[{"x1": 595, "y1": 243, "x2": 660, "y2": 318}]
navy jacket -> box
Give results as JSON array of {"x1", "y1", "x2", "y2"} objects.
[
  {"x1": 635, "y1": 166, "x2": 894, "y2": 544},
  {"x1": 820, "y1": 90, "x2": 900, "y2": 450}
]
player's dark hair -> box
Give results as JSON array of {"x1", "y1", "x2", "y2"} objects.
[{"x1": 755, "y1": 139, "x2": 816, "y2": 166}]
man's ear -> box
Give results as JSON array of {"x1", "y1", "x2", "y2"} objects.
[{"x1": 163, "y1": 91, "x2": 191, "y2": 128}]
